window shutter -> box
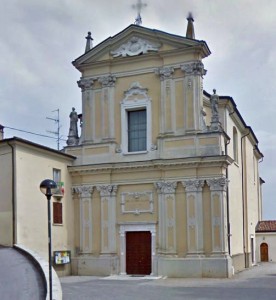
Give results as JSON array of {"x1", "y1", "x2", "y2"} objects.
[{"x1": 53, "y1": 202, "x2": 62, "y2": 224}]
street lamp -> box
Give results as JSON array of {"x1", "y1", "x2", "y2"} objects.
[{"x1": 40, "y1": 179, "x2": 57, "y2": 300}]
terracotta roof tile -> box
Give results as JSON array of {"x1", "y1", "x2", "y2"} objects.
[{"x1": 256, "y1": 221, "x2": 276, "y2": 232}]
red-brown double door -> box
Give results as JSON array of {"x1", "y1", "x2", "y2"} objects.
[{"x1": 126, "y1": 231, "x2": 151, "y2": 275}]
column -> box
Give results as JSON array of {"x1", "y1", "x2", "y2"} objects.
[
  {"x1": 154, "y1": 181, "x2": 177, "y2": 253},
  {"x1": 182, "y1": 179, "x2": 205, "y2": 255},
  {"x1": 72, "y1": 185, "x2": 94, "y2": 253},
  {"x1": 98, "y1": 75, "x2": 116, "y2": 140},
  {"x1": 155, "y1": 67, "x2": 175, "y2": 134},
  {"x1": 206, "y1": 177, "x2": 228, "y2": 254},
  {"x1": 181, "y1": 61, "x2": 206, "y2": 131},
  {"x1": 77, "y1": 78, "x2": 94, "y2": 142},
  {"x1": 96, "y1": 184, "x2": 117, "y2": 253}
]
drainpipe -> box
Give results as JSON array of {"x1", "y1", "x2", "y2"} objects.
[
  {"x1": 241, "y1": 130, "x2": 250, "y2": 268},
  {"x1": 7, "y1": 141, "x2": 16, "y2": 245},
  {"x1": 224, "y1": 136, "x2": 231, "y2": 255}
]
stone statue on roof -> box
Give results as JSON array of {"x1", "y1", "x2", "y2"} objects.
[{"x1": 67, "y1": 107, "x2": 79, "y2": 146}]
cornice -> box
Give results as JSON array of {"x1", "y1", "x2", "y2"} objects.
[{"x1": 68, "y1": 156, "x2": 232, "y2": 175}]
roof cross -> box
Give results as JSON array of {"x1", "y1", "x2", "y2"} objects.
[{"x1": 132, "y1": 0, "x2": 147, "y2": 26}]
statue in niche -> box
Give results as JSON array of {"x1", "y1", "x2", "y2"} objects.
[{"x1": 66, "y1": 107, "x2": 79, "y2": 146}]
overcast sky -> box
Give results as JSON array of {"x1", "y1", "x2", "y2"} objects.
[{"x1": 1, "y1": 0, "x2": 275, "y2": 219}]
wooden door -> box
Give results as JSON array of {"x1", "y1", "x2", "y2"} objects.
[
  {"x1": 126, "y1": 231, "x2": 151, "y2": 275},
  {"x1": 260, "y1": 243, "x2": 268, "y2": 262}
]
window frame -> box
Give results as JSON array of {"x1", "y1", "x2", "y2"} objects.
[{"x1": 121, "y1": 88, "x2": 152, "y2": 155}]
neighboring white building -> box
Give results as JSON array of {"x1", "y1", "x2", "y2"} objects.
[
  {"x1": 0, "y1": 137, "x2": 75, "y2": 276},
  {"x1": 256, "y1": 221, "x2": 276, "y2": 262}
]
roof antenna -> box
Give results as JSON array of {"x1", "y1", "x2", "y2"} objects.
[{"x1": 132, "y1": 0, "x2": 147, "y2": 26}]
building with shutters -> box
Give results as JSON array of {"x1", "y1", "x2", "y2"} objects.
[
  {"x1": 64, "y1": 16, "x2": 264, "y2": 278},
  {"x1": 0, "y1": 137, "x2": 75, "y2": 276}
]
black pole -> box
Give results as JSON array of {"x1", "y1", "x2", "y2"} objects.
[{"x1": 47, "y1": 192, "x2": 53, "y2": 300}]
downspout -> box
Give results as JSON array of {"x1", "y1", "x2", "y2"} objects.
[
  {"x1": 224, "y1": 136, "x2": 231, "y2": 256},
  {"x1": 7, "y1": 141, "x2": 16, "y2": 245},
  {"x1": 241, "y1": 131, "x2": 250, "y2": 268}
]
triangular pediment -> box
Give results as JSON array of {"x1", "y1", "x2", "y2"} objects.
[{"x1": 73, "y1": 25, "x2": 210, "y2": 70}]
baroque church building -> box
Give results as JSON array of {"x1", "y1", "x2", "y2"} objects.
[{"x1": 64, "y1": 16, "x2": 263, "y2": 278}]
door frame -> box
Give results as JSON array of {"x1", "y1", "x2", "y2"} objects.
[
  {"x1": 260, "y1": 242, "x2": 269, "y2": 262},
  {"x1": 119, "y1": 223, "x2": 156, "y2": 275}
]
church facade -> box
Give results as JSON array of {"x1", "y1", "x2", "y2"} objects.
[{"x1": 64, "y1": 18, "x2": 264, "y2": 278}]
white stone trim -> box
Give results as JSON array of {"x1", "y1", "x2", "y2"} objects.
[
  {"x1": 120, "y1": 191, "x2": 154, "y2": 215},
  {"x1": 120, "y1": 82, "x2": 152, "y2": 154},
  {"x1": 119, "y1": 223, "x2": 156, "y2": 275}
]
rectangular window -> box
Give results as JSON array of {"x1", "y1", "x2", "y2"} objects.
[
  {"x1": 53, "y1": 168, "x2": 61, "y2": 183},
  {"x1": 128, "y1": 110, "x2": 147, "y2": 152},
  {"x1": 53, "y1": 168, "x2": 64, "y2": 196},
  {"x1": 53, "y1": 202, "x2": 62, "y2": 224}
]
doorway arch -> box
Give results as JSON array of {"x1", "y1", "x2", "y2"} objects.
[{"x1": 260, "y1": 243, "x2": 268, "y2": 262}]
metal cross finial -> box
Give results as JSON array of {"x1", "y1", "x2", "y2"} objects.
[{"x1": 132, "y1": 0, "x2": 147, "y2": 25}]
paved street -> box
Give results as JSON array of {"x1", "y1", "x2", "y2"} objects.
[{"x1": 61, "y1": 263, "x2": 276, "y2": 300}]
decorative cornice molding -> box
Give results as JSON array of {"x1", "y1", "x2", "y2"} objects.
[
  {"x1": 111, "y1": 36, "x2": 161, "y2": 57},
  {"x1": 206, "y1": 177, "x2": 228, "y2": 191},
  {"x1": 98, "y1": 75, "x2": 116, "y2": 87},
  {"x1": 155, "y1": 181, "x2": 177, "y2": 194},
  {"x1": 68, "y1": 157, "x2": 232, "y2": 175},
  {"x1": 123, "y1": 81, "x2": 148, "y2": 99},
  {"x1": 182, "y1": 179, "x2": 205, "y2": 192},
  {"x1": 77, "y1": 78, "x2": 95, "y2": 91},
  {"x1": 72, "y1": 185, "x2": 94, "y2": 198},
  {"x1": 180, "y1": 61, "x2": 207, "y2": 76}
]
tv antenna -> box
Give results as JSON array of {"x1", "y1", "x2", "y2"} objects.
[{"x1": 46, "y1": 109, "x2": 62, "y2": 150}]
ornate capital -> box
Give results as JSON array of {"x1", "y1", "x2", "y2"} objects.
[
  {"x1": 77, "y1": 78, "x2": 94, "y2": 91},
  {"x1": 111, "y1": 36, "x2": 161, "y2": 57},
  {"x1": 72, "y1": 185, "x2": 94, "y2": 198},
  {"x1": 98, "y1": 75, "x2": 116, "y2": 87},
  {"x1": 155, "y1": 66, "x2": 174, "y2": 81},
  {"x1": 155, "y1": 181, "x2": 177, "y2": 194},
  {"x1": 206, "y1": 177, "x2": 228, "y2": 191},
  {"x1": 97, "y1": 185, "x2": 118, "y2": 197},
  {"x1": 182, "y1": 179, "x2": 205, "y2": 192},
  {"x1": 181, "y1": 61, "x2": 207, "y2": 76}
]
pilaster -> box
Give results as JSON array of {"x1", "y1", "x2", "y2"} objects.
[
  {"x1": 181, "y1": 61, "x2": 206, "y2": 132},
  {"x1": 96, "y1": 185, "x2": 118, "y2": 254},
  {"x1": 154, "y1": 181, "x2": 177, "y2": 253},
  {"x1": 72, "y1": 185, "x2": 94, "y2": 253},
  {"x1": 206, "y1": 177, "x2": 228, "y2": 255},
  {"x1": 77, "y1": 78, "x2": 94, "y2": 142},
  {"x1": 98, "y1": 75, "x2": 116, "y2": 140},
  {"x1": 156, "y1": 67, "x2": 175, "y2": 134},
  {"x1": 182, "y1": 179, "x2": 205, "y2": 255}
]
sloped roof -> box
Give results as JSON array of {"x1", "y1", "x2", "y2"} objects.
[
  {"x1": 73, "y1": 24, "x2": 211, "y2": 68},
  {"x1": 256, "y1": 221, "x2": 276, "y2": 232}
]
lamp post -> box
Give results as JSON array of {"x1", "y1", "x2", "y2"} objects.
[{"x1": 40, "y1": 179, "x2": 57, "y2": 300}]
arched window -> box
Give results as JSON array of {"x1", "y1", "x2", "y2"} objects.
[{"x1": 233, "y1": 127, "x2": 238, "y2": 163}]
